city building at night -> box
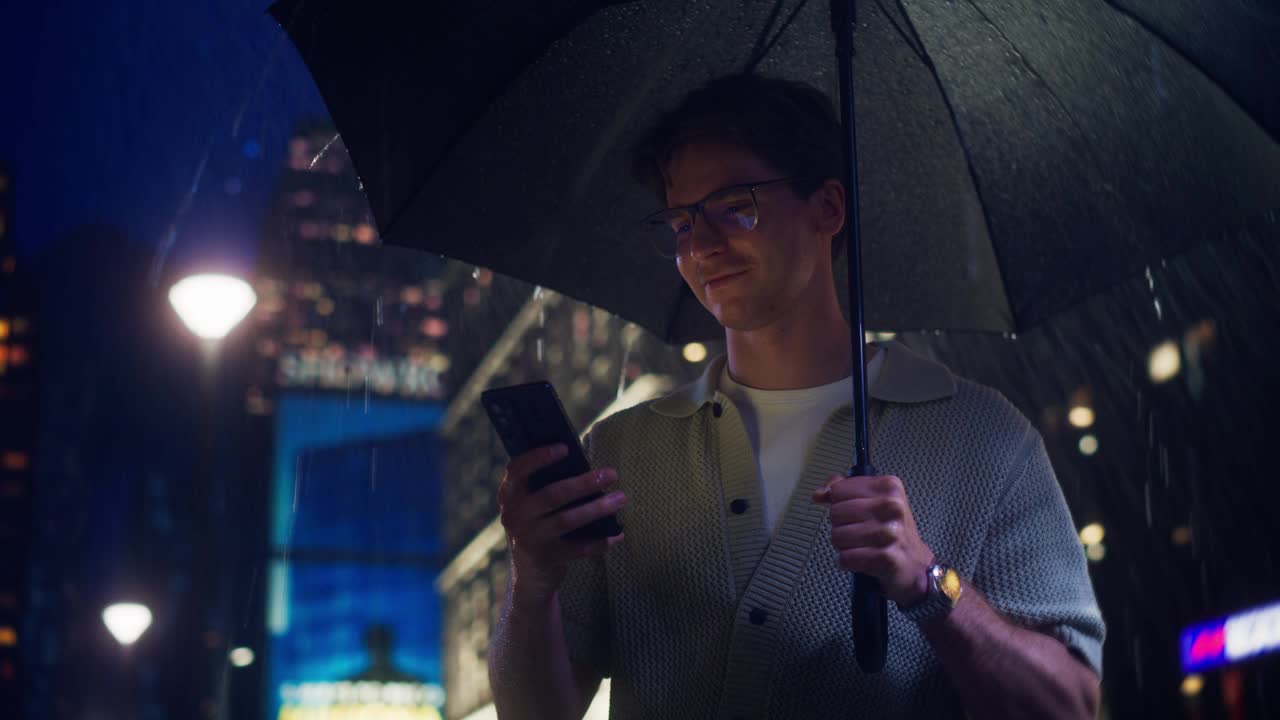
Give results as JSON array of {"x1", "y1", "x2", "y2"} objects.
[
  {"x1": 0, "y1": 158, "x2": 36, "y2": 716},
  {"x1": 247, "y1": 123, "x2": 496, "y2": 720}
]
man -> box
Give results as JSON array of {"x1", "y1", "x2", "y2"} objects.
[{"x1": 489, "y1": 74, "x2": 1105, "y2": 719}]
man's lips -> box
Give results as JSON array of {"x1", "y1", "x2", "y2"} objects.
[{"x1": 703, "y1": 269, "x2": 749, "y2": 290}]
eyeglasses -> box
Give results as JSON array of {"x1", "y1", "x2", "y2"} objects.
[{"x1": 640, "y1": 177, "x2": 805, "y2": 259}]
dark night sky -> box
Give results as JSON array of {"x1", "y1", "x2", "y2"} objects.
[{"x1": 0, "y1": 0, "x2": 327, "y2": 274}]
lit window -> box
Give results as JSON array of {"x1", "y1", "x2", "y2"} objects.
[
  {"x1": 1171, "y1": 525, "x2": 1192, "y2": 546},
  {"x1": 0, "y1": 319, "x2": 8, "y2": 339},
  {"x1": 401, "y1": 286, "x2": 424, "y2": 305},
  {"x1": 352, "y1": 223, "x2": 376, "y2": 244},
  {"x1": 332, "y1": 223, "x2": 351, "y2": 242},
  {"x1": 0, "y1": 627, "x2": 15, "y2": 647},
  {"x1": 2, "y1": 451, "x2": 30, "y2": 471},
  {"x1": 422, "y1": 317, "x2": 449, "y2": 338}
]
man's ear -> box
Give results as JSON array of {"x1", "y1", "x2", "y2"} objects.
[{"x1": 812, "y1": 178, "x2": 846, "y2": 237}]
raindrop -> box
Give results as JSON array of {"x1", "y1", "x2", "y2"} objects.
[
  {"x1": 533, "y1": 285, "x2": 545, "y2": 300},
  {"x1": 1153, "y1": 298, "x2": 1163, "y2": 321},
  {"x1": 1145, "y1": 265, "x2": 1154, "y2": 291},
  {"x1": 1143, "y1": 480, "x2": 1153, "y2": 527},
  {"x1": 376, "y1": 298, "x2": 383, "y2": 326},
  {"x1": 292, "y1": 456, "x2": 302, "y2": 513},
  {"x1": 537, "y1": 338, "x2": 544, "y2": 363},
  {"x1": 309, "y1": 133, "x2": 341, "y2": 170},
  {"x1": 371, "y1": 447, "x2": 378, "y2": 492},
  {"x1": 472, "y1": 267, "x2": 480, "y2": 280}
]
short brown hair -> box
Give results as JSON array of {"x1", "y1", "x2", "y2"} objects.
[{"x1": 631, "y1": 74, "x2": 845, "y2": 260}]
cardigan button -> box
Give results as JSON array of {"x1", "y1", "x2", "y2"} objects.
[
  {"x1": 712, "y1": 402, "x2": 723, "y2": 418},
  {"x1": 730, "y1": 499, "x2": 749, "y2": 515},
  {"x1": 749, "y1": 607, "x2": 768, "y2": 625}
]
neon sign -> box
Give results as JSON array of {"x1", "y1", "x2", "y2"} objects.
[{"x1": 1182, "y1": 600, "x2": 1280, "y2": 672}]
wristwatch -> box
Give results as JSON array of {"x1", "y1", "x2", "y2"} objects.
[{"x1": 898, "y1": 560, "x2": 963, "y2": 624}]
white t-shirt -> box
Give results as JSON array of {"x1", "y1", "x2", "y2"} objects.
[{"x1": 718, "y1": 349, "x2": 885, "y2": 536}]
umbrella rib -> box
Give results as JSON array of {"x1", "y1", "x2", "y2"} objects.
[
  {"x1": 890, "y1": 0, "x2": 1020, "y2": 331},
  {"x1": 745, "y1": 0, "x2": 813, "y2": 73},
  {"x1": 957, "y1": 0, "x2": 1111, "y2": 195},
  {"x1": 870, "y1": 0, "x2": 928, "y2": 65}
]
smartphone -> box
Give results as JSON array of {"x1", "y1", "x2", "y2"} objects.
[{"x1": 481, "y1": 381, "x2": 623, "y2": 542}]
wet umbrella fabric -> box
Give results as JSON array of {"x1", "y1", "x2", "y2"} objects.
[{"x1": 270, "y1": 0, "x2": 1280, "y2": 343}]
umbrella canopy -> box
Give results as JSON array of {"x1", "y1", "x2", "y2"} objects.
[{"x1": 270, "y1": 0, "x2": 1280, "y2": 343}]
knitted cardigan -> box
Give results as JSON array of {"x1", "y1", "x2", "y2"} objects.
[{"x1": 559, "y1": 341, "x2": 1105, "y2": 719}]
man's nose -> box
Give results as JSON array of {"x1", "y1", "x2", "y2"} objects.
[{"x1": 687, "y1": 216, "x2": 728, "y2": 261}]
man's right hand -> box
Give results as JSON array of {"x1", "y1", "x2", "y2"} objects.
[{"x1": 497, "y1": 443, "x2": 626, "y2": 601}]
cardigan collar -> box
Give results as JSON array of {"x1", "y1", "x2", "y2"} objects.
[{"x1": 649, "y1": 339, "x2": 957, "y2": 418}]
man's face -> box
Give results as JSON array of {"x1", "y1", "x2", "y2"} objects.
[{"x1": 665, "y1": 142, "x2": 839, "y2": 331}]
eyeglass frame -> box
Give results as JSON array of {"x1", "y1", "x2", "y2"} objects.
[{"x1": 639, "y1": 176, "x2": 810, "y2": 259}]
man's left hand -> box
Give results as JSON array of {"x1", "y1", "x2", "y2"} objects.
[{"x1": 812, "y1": 473, "x2": 934, "y2": 607}]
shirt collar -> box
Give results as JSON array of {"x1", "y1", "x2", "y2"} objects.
[{"x1": 649, "y1": 339, "x2": 958, "y2": 418}]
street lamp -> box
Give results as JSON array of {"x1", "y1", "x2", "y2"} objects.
[
  {"x1": 168, "y1": 273, "x2": 257, "y2": 340},
  {"x1": 168, "y1": 270, "x2": 255, "y2": 720},
  {"x1": 102, "y1": 602, "x2": 153, "y2": 646}
]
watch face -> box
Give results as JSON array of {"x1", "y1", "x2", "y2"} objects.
[{"x1": 940, "y1": 567, "x2": 962, "y2": 605}]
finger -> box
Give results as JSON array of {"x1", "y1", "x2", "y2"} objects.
[
  {"x1": 830, "y1": 520, "x2": 901, "y2": 550},
  {"x1": 827, "y1": 474, "x2": 903, "y2": 503},
  {"x1": 533, "y1": 491, "x2": 627, "y2": 542},
  {"x1": 836, "y1": 547, "x2": 892, "y2": 576},
  {"x1": 573, "y1": 531, "x2": 626, "y2": 559},
  {"x1": 530, "y1": 467, "x2": 618, "y2": 516},
  {"x1": 811, "y1": 473, "x2": 846, "y2": 503},
  {"x1": 829, "y1": 496, "x2": 903, "y2": 526}
]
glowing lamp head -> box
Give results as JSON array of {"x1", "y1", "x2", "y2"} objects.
[
  {"x1": 169, "y1": 273, "x2": 257, "y2": 339},
  {"x1": 102, "y1": 603, "x2": 153, "y2": 646}
]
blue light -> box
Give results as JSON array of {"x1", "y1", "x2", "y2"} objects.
[{"x1": 1182, "y1": 600, "x2": 1280, "y2": 672}]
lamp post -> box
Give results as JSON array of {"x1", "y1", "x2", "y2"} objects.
[{"x1": 168, "y1": 272, "x2": 256, "y2": 719}]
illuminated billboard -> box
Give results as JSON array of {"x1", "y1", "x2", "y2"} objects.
[
  {"x1": 1181, "y1": 600, "x2": 1280, "y2": 673},
  {"x1": 268, "y1": 393, "x2": 447, "y2": 720}
]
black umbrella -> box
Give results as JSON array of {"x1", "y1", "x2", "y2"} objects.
[{"x1": 269, "y1": 0, "x2": 1280, "y2": 672}]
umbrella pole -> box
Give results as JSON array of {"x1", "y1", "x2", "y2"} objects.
[{"x1": 832, "y1": 0, "x2": 888, "y2": 673}]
